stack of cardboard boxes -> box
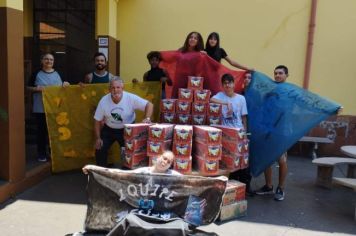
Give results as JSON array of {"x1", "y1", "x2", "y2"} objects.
[
  {"x1": 123, "y1": 123, "x2": 152, "y2": 169},
  {"x1": 193, "y1": 126, "x2": 222, "y2": 176},
  {"x1": 213, "y1": 125, "x2": 249, "y2": 171},
  {"x1": 160, "y1": 76, "x2": 223, "y2": 126},
  {"x1": 219, "y1": 180, "x2": 248, "y2": 221},
  {"x1": 172, "y1": 125, "x2": 193, "y2": 174},
  {"x1": 147, "y1": 124, "x2": 174, "y2": 166}
]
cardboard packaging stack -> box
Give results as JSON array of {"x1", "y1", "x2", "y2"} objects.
[
  {"x1": 190, "y1": 77, "x2": 209, "y2": 126},
  {"x1": 160, "y1": 99, "x2": 176, "y2": 123},
  {"x1": 123, "y1": 123, "x2": 152, "y2": 169},
  {"x1": 207, "y1": 103, "x2": 222, "y2": 125},
  {"x1": 192, "y1": 90, "x2": 210, "y2": 125},
  {"x1": 212, "y1": 125, "x2": 249, "y2": 171},
  {"x1": 172, "y1": 125, "x2": 193, "y2": 174},
  {"x1": 160, "y1": 76, "x2": 224, "y2": 126},
  {"x1": 193, "y1": 125, "x2": 222, "y2": 176},
  {"x1": 147, "y1": 124, "x2": 174, "y2": 165},
  {"x1": 218, "y1": 180, "x2": 247, "y2": 221}
]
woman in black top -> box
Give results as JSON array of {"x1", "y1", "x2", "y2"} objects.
[{"x1": 205, "y1": 32, "x2": 253, "y2": 71}]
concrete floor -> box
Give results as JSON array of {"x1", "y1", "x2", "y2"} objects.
[{"x1": 1, "y1": 155, "x2": 356, "y2": 236}]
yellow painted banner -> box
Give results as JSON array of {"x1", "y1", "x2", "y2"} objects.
[{"x1": 43, "y1": 82, "x2": 161, "y2": 173}]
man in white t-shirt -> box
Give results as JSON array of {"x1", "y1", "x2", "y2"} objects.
[
  {"x1": 211, "y1": 74, "x2": 247, "y2": 130},
  {"x1": 94, "y1": 77, "x2": 153, "y2": 167}
]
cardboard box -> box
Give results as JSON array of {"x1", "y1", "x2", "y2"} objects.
[
  {"x1": 147, "y1": 140, "x2": 172, "y2": 156},
  {"x1": 172, "y1": 141, "x2": 192, "y2": 158},
  {"x1": 207, "y1": 116, "x2": 222, "y2": 125},
  {"x1": 178, "y1": 88, "x2": 193, "y2": 102},
  {"x1": 195, "y1": 155, "x2": 219, "y2": 176},
  {"x1": 194, "y1": 140, "x2": 222, "y2": 159},
  {"x1": 176, "y1": 114, "x2": 192, "y2": 125},
  {"x1": 160, "y1": 99, "x2": 176, "y2": 113},
  {"x1": 187, "y1": 76, "x2": 204, "y2": 90},
  {"x1": 222, "y1": 139, "x2": 248, "y2": 155},
  {"x1": 160, "y1": 112, "x2": 176, "y2": 124},
  {"x1": 220, "y1": 154, "x2": 241, "y2": 171},
  {"x1": 125, "y1": 138, "x2": 147, "y2": 154},
  {"x1": 123, "y1": 153, "x2": 148, "y2": 169},
  {"x1": 192, "y1": 102, "x2": 207, "y2": 115},
  {"x1": 192, "y1": 114, "x2": 206, "y2": 125},
  {"x1": 174, "y1": 125, "x2": 193, "y2": 142},
  {"x1": 194, "y1": 125, "x2": 222, "y2": 144},
  {"x1": 239, "y1": 153, "x2": 249, "y2": 169},
  {"x1": 148, "y1": 124, "x2": 174, "y2": 141},
  {"x1": 207, "y1": 103, "x2": 222, "y2": 116},
  {"x1": 176, "y1": 100, "x2": 191, "y2": 114},
  {"x1": 222, "y1": 180, "x2": 246, "y2": 205},
  {"x1": 242, "y1": 139, "x2": 249, "y2": 153},
  {"x1": 218, "y1": 200, "x2": 247, "y2": 221},
  {"x1": 124, "y1": 123, "x2": 152, "y2": 141},
  {"x1": 212, "y1": 125, "x2": 245, "y2": 142},
  {"x1": 174, "y1": 156, "x2": 192, "y2": 174},
  {"x1": 194, "y1": 89, "x2": 211, "y2": 103}
]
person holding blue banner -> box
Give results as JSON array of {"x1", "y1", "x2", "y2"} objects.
[{"x1": 255, "y1": 65, "x2": 289, "y2": 201}]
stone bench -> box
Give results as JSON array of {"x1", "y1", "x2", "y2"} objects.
[
  {"x1": 312, "y1": 157, "x2": 356, "y2": 188},
  {"x1": 333, "y1": 177, "x2": 356, "y2": 191},
  {"x1": 299, "y1": 136, "x2": 334, "y2": 159}
]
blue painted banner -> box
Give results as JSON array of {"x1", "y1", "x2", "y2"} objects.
[{"x1": 245, "y1": 72, "x2": 341, "y2": 176}]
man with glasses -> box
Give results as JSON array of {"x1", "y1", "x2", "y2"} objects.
[
  {"x1": 210, "y1": 73, "x2": 247, "y2": 129},
  {"x1": 210, "y1": 73, "x2": 251, "y2": 195}
]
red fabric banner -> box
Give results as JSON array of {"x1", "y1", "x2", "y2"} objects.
[{"x1": 160, "y1": 50, "x2": 246, "y2": 98}]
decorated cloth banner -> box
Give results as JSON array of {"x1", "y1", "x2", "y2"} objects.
[
  {"x1": 245, "y1": 72, "x2": 341, "y2": 177},
  {"x1": 84, "y1": 168, "x2": 227, "y2": 232},
  {"x1": 160, "y1": 51, "x2": 246, "y2": 98},
  {"x1": 42, "y1": 82, "x2": 161, "y2": 173}
]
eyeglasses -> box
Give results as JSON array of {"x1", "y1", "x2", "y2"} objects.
[{"x1": 222, "y1": 81, "x2": 234, "y2": 85}]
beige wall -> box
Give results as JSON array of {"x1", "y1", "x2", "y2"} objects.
[
  {"x1": 0, "y1": 0, "x2": 23, "y2": 10},
  {"x1": 309, "y1": 0, "x2": 356, "y2": 115},
  {"x1": 23, "y1": 0, "x2": 32, "y2": 37},
  {"x1": 116, "y1": 0, "x2": 356, "y2": 115},
  {"x1": 96, "y1": 0, "x2": 118, "y2": 38},
  {"x1": 117, "y1": 0, "x2": 310, "y2": 84}
]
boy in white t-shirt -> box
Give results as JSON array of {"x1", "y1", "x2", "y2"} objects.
[
  {"x1": 94, "y1": 77, "x2": 153, "y2": 167},
  {"x1": 211, "y1": 74, "x2": 251, "y2": 195},
  {"x1": 211, "y1": 73, "x2": 247, "y2": 130}
]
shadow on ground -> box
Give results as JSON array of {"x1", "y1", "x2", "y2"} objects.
[{"x1": 1, "y1": 155, "x2": 356, "y2": 235}]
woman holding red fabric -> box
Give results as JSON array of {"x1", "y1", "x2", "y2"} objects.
[
  {"x1": 160, "y1": 31, "x2": 246, "y2": 98},
  {"x1": 166, "y1": 31, "x2": 206, "y2": 98},
  {"x1": 180, "y1": 31, "x2": 204, "y2": 52},
  {"x1": 205, "y1": 32, "x2": 253, "y2": 71}
]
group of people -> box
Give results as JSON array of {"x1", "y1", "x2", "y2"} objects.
[{"x1": 27, "y1": 31, "x2": 290, "y2": 202}]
